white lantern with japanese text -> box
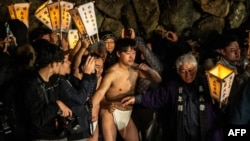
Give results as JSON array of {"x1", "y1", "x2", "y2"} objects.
[
  {"x1": 68, "y1": 2, "x2": 99, "y2": 44},
  {"x1": 206, "y1": 63, "x2": 235, "y2": 108}
]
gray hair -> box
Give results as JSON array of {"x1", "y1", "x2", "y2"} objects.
[{"x1": 175, "y1": 53, "x2": 198, "y2": 73}]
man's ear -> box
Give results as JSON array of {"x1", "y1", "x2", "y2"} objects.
[
  {"x1": 50, "y1": 62, "x2": 59, "y2": 68},
  {"x1": 219, "y1": 49, "x2": 226, "y2": 56},
  {"x1": 50, "y1": 62, "x2": 55, "y2": 68},
  {"x1": 116, "y1": 51, "x2": 120, "y2": 57}
]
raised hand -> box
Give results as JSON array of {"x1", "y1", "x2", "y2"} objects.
[
  {"x1": 137, "y1": 63, "x2": 151, "y2": 72},
  {"x1": 82, "y1": 55, "x2": 96, "y2": 74}
]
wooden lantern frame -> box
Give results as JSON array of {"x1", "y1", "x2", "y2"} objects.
[{"x1": 206, "y1": 63, "x2": 236, "y2": 108}]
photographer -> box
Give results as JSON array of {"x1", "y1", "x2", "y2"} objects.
[
  {"x1": 56, "y1": 38, "x2": 100, "y2": 141},
  {"x1": 23, "y1": 39, "x2": 72, "y2": 141}
]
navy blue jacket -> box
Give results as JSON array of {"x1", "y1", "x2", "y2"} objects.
[{"x1": 58, "y1": 73, "x2": 97, "y2": 140}]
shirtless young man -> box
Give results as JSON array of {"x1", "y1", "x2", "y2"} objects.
[{"x1": 91, "y1": 38, "x2": 162, "y2": 141}]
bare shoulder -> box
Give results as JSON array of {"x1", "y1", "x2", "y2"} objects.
[
  {"x1": 104, "y1": 66, "x2": 119, "y2": 76},
  {"x1": 101, "y1": 65, "x2": 119, "y2": 82}
]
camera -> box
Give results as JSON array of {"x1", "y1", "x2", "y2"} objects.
[
  {"x1": 68, "y1": 116, "x2": 80, "y2": 131},
  {"x1": 56, "y1": 115, "x2": 80, "y2": 137}
]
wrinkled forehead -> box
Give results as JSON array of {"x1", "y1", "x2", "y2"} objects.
[{"x1": 179, "y1": 63, "x2": 196, "y2": 70}]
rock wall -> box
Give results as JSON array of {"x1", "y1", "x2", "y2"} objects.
[{"x1": 1, "y1": 0, "x2": 250, "y2": 40}]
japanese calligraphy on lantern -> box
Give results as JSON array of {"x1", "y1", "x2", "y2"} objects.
[
  {"x1": 78, "y1": 2, "x2": 98, "y2": 36},
  {"x1": 68, "y1": 29, "x2": 79, "y2": 49},
  {"x1": 220, "y1": 75, "x2": 234, "y2": 101},
  {"x1": 68, "y1": 8, "x2": 87, "y2": 35},
  {"x1": 206, "y1": 63, "x2": 235, "y2": 102},
  {"x1": 59, "y1": 1, "x2": 74, "y2": 31},
  {"x1": 47, "y1": 2, "x2": 61, "y2": 31},
  {"x1": 35, "y1": 0, "x2": 74, "y2": 32},
  {"x1": 8, "y1": 3, "x2": 30, "y2": 28},
  {"x1": 208, "y1": 76, "x2": 221, "y2": 100},
  {"x1": 35, "y1": 0, "x2": 53, "y2": 30}
]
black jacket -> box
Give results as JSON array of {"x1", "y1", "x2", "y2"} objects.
[
  {"x1": 58, "y1": 73, "x2": 97, "y2": 140},
  {"x1": 23, "y1": 72, "x2": 64, "y2": 140}
]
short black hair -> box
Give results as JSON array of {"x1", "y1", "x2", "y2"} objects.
[
  {"x1": 32, "y1": 39, "x2": 64, "y2": 69},
  {"x1": 29, "y1": 26, "x2": 52, "y2": 42},
  {"x1": 216, "y1": 33, "x2": 239, "y2": 49},
  {"x1": 115, "y1": 38, "x2": 136, "y2": 53},
  {"x1": 79, "y1": 53, "x2": 101, "y2": 70}
]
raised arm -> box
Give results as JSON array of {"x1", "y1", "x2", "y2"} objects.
[
  {"x1": 135, "y1": 36, "x2": 163, "y2": 74},
  {"x1": 72, "y1": 38, "x2": 89, "y2": 79},
  {"x1": 135, "y1": 63, "x2": 162, "y2": 83},
  {"x1": 69, "y1": 38, "x2": 82, "y2": 62}
]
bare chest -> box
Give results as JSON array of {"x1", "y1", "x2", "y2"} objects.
[{"x1": 106, "y1": 70, "x2": 138, "y2": 100}]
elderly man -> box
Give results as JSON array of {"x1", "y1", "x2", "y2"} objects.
[{"x1": 122, "y1": 53, "x2": 224, "y2": 141}]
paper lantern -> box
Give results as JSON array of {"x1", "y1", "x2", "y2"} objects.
[
  {"x1": 35, "y1": 0, "x2": 74, "y2": 32},
  {"x1": 34, "y1": 0, "x2": 53, "y2": 30},
  {"x1": 8, "y1": 3, "x2": 30, "y2": 28},
  {"x1": 68, "y1": 29, "x2": 79, "y2": 49},
  {"x1": 206, "y1": 63, "x2": 235, "y2": 108},
  {"x1": 68, "y1": 8, "x2": 87, "y2": 36},
  {"x1": 68, "y1": 2, "x2": 99, "y2": 45}
]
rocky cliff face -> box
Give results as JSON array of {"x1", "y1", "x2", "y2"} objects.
[{"x1": 1, "y1": 0, "x2": 250, "y2": 40}]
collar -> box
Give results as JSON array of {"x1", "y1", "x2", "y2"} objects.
[{"x1": 219, "y1": 58, "x2": 238, "y2": 71}]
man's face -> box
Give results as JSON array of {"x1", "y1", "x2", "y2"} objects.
[
  {"x1": 95, "y1": 46, "x2": 107, "y2": 62},
  {"x1": 59, "y1": 54, "x2": 71, "y2": 75},
  {"x1": 104, "y1": 38, "x2": 115, "y2": 53},
  {"x1": 117, "y1": 46, "x2": 136, "y2": 66},
  {"x1": 221, "y1": 41, "x2": 241, "y2": 65},
  {"x1": 178, "y1": 64, "x2": 197, "y2": 83},
  {"x1": 95, "y1": 58, "x2": 104, "y2": 79}
]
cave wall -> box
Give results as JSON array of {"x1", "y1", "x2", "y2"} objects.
[{"x1": 1, "y1": 0, "x2": 250, "y2": 40}]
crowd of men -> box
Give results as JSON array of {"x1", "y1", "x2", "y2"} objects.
[{"x1": 0, "y1": 19, "x2": 250, "y2": 141}]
